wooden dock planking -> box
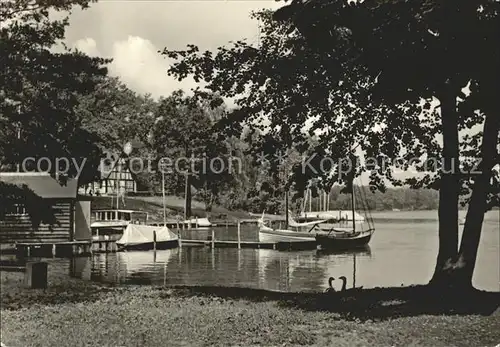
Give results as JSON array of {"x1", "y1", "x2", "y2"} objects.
[
  {"x1": 13, "y1": 218, "x2": 318, "y2": 257},
  {"x1": 147, "y1": 219, "x2": 264, "y2": 229},
  {"x1": 91, "y1": 239, "x2": 119, "y2": 253},
  {"x1": 180, "y1": 239, "x2": 317, "y2": 250},
  {"x1": 15, "y1": 241, "x2": 92, "y2": 257}
]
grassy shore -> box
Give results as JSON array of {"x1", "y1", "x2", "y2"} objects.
[{"x1": 1, "y1": 271, "x2": 499, "y2": 347}]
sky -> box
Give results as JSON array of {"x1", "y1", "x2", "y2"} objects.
[
  {"x1": 62, "y1": 1, "x2": 434, "y2": 185},
  {"x1": 65, "y1": 0, "x2": 282, "y2": 100},
  {"x1": 63, "y1": 1, "x2": 488, "y2": 187}
]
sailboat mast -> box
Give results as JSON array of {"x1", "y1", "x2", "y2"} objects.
[
  {"x1": 162, "y1": 170, "x2": 166, "y2": 227},
  {"x1": 324, "y1": 190, "x2": 328, "y2": 211},
  {"x1": 302, "y1": 189, "x2": 306, "y2": 214},
  {"x1": 116, "y1": 160, "x2": 119, "y2": 210},
  {"x1": 326, "y1": 189, "x2": 330, "y2": 211},
  {"x1": 307, "y1": 189, "x2": 312, "y2": 212},
  {"x1": 285, "y1": 190, "x2": 289, "y2": 229},
  {"x1": 184, "y1": 173, "x2": 189, "y2": 220},
  {"x1": 351, "y1": 181, "x2": 356, "y2": 232},
  {"x1": 319, "y1": 191, "x2": 322, "y2": 211}
]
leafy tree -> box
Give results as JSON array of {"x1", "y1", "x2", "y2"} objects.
[
  {"x1": 76, "y1": 76, "x2": 160, "y2": 194},
  {"x1": 77, "y1": 76, "x2": 158, "y2": 152},
  {"x1": 152, "y1": 90, "x2": 235, "y2": 217},
  {"x1": 273, "y1": 0, "x2": 499, "y2": 289},
  {"x1": 0, "y1": 0, "x2": 109, "y2": 222},
  {"x1": 162, "y1": 1, "x2": 499, "y2": 290}
]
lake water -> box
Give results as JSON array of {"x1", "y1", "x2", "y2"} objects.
[{"x1": 22, "y1": 211, "x2": 500, "y2": 292}]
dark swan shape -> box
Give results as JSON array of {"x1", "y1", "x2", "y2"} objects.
[
  {"x1": 338, "y1": 276, "x2": 363, "y2": 292},
  {"x1": 325, "y1": 277, "x2": 336, "y2": 293}
]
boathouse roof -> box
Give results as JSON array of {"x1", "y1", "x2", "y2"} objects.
[{"x1": 0, "y1": 172, "x2": 78, "y2": 199}]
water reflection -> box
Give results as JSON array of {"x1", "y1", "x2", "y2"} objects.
[
  {"x1": 69, "y1": 257, "x2": 91, "y2": 281},
  {"x1": 25, "y1": 211, "x2": 499, "y2": 292},
  {"x1": 84, "y1": 246, "x2": 374, "y2": 293}
]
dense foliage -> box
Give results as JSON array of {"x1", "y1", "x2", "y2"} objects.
[
  {"x1": 0, "y1": 0, "x2": 108, "y2": 221},
  {"x1": 162, "y1": 0, "x2": 499, "y2": 289}
]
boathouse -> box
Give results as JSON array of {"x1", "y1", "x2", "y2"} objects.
[{"x1": 0, "y1": 172, "x2": 91, "y2": 245}]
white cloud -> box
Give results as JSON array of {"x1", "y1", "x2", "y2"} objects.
[
  {"x1": 109, "y1": 36, "x2": 198, "y2": 99},
  {"x1": 74, "y1": 37, "x2": 100, "y2": 57},
  {"x1": 65, "y1": 1, "x2": 282, "y2": 101},
  {"x1": 73, "y1": 36, "x2": 199, "y2": 99}
]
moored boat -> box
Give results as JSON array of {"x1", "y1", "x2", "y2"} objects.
[
  {"x1": 91, "y1": 209, "x2": 149, "y2": 240},
  {"x1": 316, "y1": 228, "x2": 373, "y2": 250},
  {"x1": 297, "y1": 210, "x2": 365, "y2": 223},
  {"x1": 258, "y1": 226, "x2": 317, "y2": 243},
  {"x1": 181, "y1": 217, "x2": 212, "y2": 229},
  {"x1": 116, "y1": 224, "x2": 179, "y2": 251},
  {"x1": 258, "y1": 211, "x2": 325, "y2": 243},
  {"x1": 315, "y1": 182, "x2": 375, "y2": 250}
]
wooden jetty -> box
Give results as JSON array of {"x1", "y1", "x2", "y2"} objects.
[
  {"x1": 181, "y1": 239, "x2": 317, "y2": 251},
  {"x1": 148, "y1": 219, "x2": 262, "y2": 229},
  {"x1": 181, "y1": 226, "x2": 317, "y2": 250},
  {"x1": 15, "y1": 241, "x2": 92, "y2": 257},
  {"x1": 92, "y1": 239, "x2": 119, "y2": 253},
  {"x1": 11, "y1": 220, "x2": 318, "y2": 256}
]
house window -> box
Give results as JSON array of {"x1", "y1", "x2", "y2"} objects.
[{"x1": 4, "y1": 204, "x2": 28, "y2": 216}]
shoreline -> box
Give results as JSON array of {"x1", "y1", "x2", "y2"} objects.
[{"x1": 1, "y1": 272, "x2": 499, "y2": 346}]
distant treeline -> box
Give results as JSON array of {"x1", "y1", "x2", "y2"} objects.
[
  {"x1": 327, "y1": 186, "x2": 440, "y2": 212},
  {"x1": 222, "y1": 186, "x2": 441, "y2": 214}
]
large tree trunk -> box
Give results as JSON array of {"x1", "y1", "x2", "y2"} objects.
[
  {"x1": 430, "y1": 91, "x2": 461, "y2": 286},
  {"x1": 184, "y1": 173, "x2": 192, "y2": 219},
  {"x1": 451, "y1": 112, "x2": 500, "y2": 288}
]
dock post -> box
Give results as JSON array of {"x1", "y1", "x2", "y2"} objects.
[
  {"x1": 24, "y1": 262, "x2": 48, "y2": 289},
  {"x1": 52, "y1": 244, "x2": 56, "y2": 257},
  {"x1": 211, "y1": 229, "x2": 215, "y2": 249},
  {"x1": 237, "y1": 221, "x2": 241, "y2": 249},
  {"x1": 153, "y1": 230, "x2": 157, "y2": 251},
  {"x1": 177, "y1": 222, "x2": 182, "y2": 247}
]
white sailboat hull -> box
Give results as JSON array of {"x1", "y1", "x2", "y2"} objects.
[
  {"x1": 182, "y1": 217, "x2": 212, "y2": 228},
  {"x1": 258, "y1": 227, "x2": 316, "y2": 243},
  {"x1": 299, "y1": 210, "x2": 365, "y2": 222}
]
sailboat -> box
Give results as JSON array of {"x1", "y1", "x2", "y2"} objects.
[
  {"x1": 315, "y1": 181, "x2": 375, "y2": 250},
  {"x1": 116, "y1": 224, "x2": 179, "y2": 250},
  {"x1": 181, "y1": 217, "x2": 212, "y2": 229},
  {"x1": 116, "y1": 160, "x2": 179, "y2": 251},
  {"x1": 296, "y1": 188, "x2": 365, "y2": 229},
  {"x1": 258, "y1": 191, "x2": 325, "y2": 243}
]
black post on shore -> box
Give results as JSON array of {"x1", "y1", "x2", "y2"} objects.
[
  {"x1": 24, "y1": 262, "x2": 48, "y2": 289},
  {"x1": 153, "y1": 230, "x2": 157, "y2": 251}
]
